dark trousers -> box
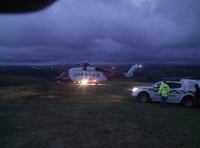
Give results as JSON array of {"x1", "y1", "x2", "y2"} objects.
[
  {"x1": 195, "y1": 97, "x2": 200, "y2": 107},
  {"x1": 160, "y1": 96, "x2": 168, "y2": 107}
]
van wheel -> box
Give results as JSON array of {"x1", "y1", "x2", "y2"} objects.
[
  {"x1": 182, "y1": 97, "x2": 194, "y2": 108},
  {"x1": 137, "y1": 92, "x2": 149, "y2": 103}
]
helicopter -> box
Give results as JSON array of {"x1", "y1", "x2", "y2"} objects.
[{"x1": 56, "y1": 61, "x2": 142, "y2": 85}]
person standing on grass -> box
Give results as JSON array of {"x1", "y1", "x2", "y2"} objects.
[
  {"x1": 194, "y1": 84, "x2": 200, "y2": 107},
  {"x1": 159, "y1": 81, "x2": 170, "y2": 108}
]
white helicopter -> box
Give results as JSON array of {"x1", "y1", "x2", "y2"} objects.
[{"x1": 56, "y1": 61, "x2": 142, "y2": 85}]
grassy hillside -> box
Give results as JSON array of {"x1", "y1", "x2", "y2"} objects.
[{"x1": 0, "y1": 75, "x2": 200, "y2": 148}]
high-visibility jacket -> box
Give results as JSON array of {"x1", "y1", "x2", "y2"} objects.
[{"x1": 159, "y1": 82, "x2": 170, "y2": 97}]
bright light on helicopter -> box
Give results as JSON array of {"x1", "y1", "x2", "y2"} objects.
[{"x1": 81, "y1": 79, "x2": 88, "y2": 85}]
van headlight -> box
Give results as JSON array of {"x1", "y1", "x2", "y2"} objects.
[{"x1": 132, "y1": 87, "x2": 138, "y2": 92}]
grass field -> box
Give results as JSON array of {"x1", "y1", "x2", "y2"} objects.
[{"x1": 0, "y1": 75, "x2": 200, "y2": 148}]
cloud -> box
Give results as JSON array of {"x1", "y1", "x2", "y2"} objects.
[{"x1": 0, "y1": 0, "x2": 200, "y2": 65}]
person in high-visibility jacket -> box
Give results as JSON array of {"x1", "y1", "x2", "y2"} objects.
[
  {"x1": 194, "y1": 84, "x2": 200, "y2": 107},
  {"x1": 159, "y1": 81, "x2": 170, "y2": 107}
]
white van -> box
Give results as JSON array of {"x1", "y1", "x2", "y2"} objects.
[{"x1": 132, "y1": 79, "x2": 200, "y2": 107}]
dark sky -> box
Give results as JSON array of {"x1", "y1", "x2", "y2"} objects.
[{"x1": 0, "y1": 0, "x2": 200, "y2": 65}]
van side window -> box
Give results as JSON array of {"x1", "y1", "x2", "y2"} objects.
[
  {"x1": 167, "y1": 83, "x2": 182, "y2": 89},
  {"x1": 153, "y1": 82, "x2": 161, "y2": 88}
]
